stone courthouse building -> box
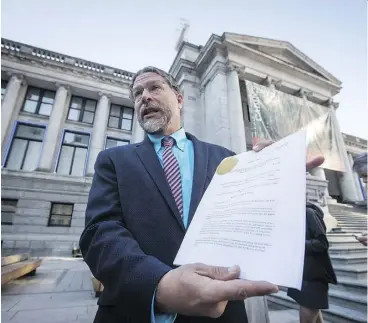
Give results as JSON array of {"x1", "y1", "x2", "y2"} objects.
[{"x1": 1, "y1": 33, "x2": 366, "y2": 255}]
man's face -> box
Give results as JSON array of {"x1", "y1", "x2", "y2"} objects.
[
  {"x1": 360, "y1": 172, "x2": 367, "y2": 184},
  {"x1": 132, "y1": 72, "x2": 183, "y2": 134}
]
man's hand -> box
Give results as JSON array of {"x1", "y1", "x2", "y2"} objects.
[
  {"x1": 355, "y1": 233, "x2": 367, "y2": 246},
  {"x1": 155, "y1": 263, "x2": 278, "y2": 318},
  {"x1": 253, "y1": 140, "x2": 325, "y2": 171}
]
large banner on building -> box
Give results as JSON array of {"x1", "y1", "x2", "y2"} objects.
[{"x1": 245, "y1": 81, "x2": 345, "y2": 171}]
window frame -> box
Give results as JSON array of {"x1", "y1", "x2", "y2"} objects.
[
  {"x1": 1, "y1": 198, "x2": 18, "y2": 225},
  {"x1": 67, "y1": 95, "x2": 97, "y2": 125},
  {"x1": 107, "y1": 104, "x2": 134, "y2": 131},
  {"x1": 2, "y1": 121, "x2": 47, "y2": 170},
  {"x1": 104, "y1": 136, "x2": 130, "y2": 149},
  {"x1": 54, "y1": 129, "x2": 91, "y2": 176},
  {"x1": 48, "y1": 202, "x2": 74, "y2": 227},
  {"x1": 22, "y1": 86, "x2": 56, "y2": 116}
]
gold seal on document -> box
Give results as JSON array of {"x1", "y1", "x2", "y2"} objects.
[{"x1": 216, "y1": 156, "x2": 238, "y2": 175}]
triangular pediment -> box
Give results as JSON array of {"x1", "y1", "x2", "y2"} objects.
[{"x1": 224, "y1": 32, "x2": 341, "y2": 85}]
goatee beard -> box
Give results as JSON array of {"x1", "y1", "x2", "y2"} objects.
[{"x1": 139, "y1": 115, "x2": 168, "y2": 134}]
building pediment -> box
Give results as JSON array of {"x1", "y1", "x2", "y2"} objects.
[{"x1": 224, "y1": 32, "x2": 341, "y2": 86}]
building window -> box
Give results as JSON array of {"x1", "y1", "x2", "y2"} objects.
[
  {"x1": 1, "y1": 80, "x2": 8, "y2": 100},
  {"x1": 1, "y1": 199, "x2": 18, "y2": 225},
  {"x1": 108, "y1": 104, "x2": 134, "y2": 131},
  {"x1": 56, "y1": 131, "x2": 90, "y2": 176},
  {"x1": 22, "y1": 87, "x2": 56, "y2": 116},
  {"x1": 67, "y1": 96, "x2": 96, "y2": 124},
  {"x1": 105, "y1": 137, "x2": 129, "y2": 149},
  {"x1": 48, "y1": 203, "x2": 73, "y2": 227},
  {"x1": 4, "y1": 123, "x2": 45, "y2": 171}
]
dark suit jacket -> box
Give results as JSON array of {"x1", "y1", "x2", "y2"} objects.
[
  {"x1": 303, "y1": 203, "x2": 337, "y2": 284},
  {"x1": 79, "y1": 133, "x2": 248, "y2": 323}
]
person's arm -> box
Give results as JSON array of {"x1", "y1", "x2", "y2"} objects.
[
  {"x1": 79, "y1": 150, "x2": 172, "y2": 322},
  {"x1": 305, "y1": 208, "x2": 329, "y2": 255}
]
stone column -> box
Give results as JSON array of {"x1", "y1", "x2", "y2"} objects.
[
  {"x1": 347, "y1": 152, "x2": 364, "y2": 201},
  {"x1": 86, "y1": 93, "x2": 111, "y2": 176},
  {"x1": 199, "y1": 87, "x2": 206, "y2": 141},
  {"x1": 131, "y1": 112, "x2": 145, "y2": 143},
  {"x1": 330, "y1": 102, "x2": 361, "y2": 201},
  {"x1": 37, "y1": 84, "x2": 69, "y2": 172},
  {"x1": 181, "y1": 80, "x2": 201, "y2": 138},
  {"x1": 310, "y1": 167, "x2": 335, "y2": 201},
  {"x1": 1, "y1": 74, "x2": 24, "y2": 147},
  {"x1": 227, "y1": 67, "x2": 247, "y2": 154}
]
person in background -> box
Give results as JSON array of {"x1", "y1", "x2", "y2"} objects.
[
  {"x1": 353, "y1": 152, "x2": 367, "y2": 184},
  {"x1": 287, "y1": 203, "x2": 337, "y2": 323},
  {"x1": 352, "y1": 152, "x2": 367, "y2": 246}
]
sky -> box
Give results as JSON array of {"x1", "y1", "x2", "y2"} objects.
[{"x1": 1, "y1": 0, "x2": 367, "y2": 139}]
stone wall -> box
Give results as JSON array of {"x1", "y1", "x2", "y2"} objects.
[{"x1": 1, "y1": 169, "x2": 92, "y2": 256}]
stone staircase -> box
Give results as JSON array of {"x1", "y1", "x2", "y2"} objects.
[{"x1": 268, "y1": 203, "x2": 368, "y2": 323}]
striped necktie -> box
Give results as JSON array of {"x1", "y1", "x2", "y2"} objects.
[{"x1": 162, "y1": 137, "x2": 183, "y2": 217}]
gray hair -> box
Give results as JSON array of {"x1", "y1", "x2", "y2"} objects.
[
  {"x1": 352, "y1": 152, "x2": 367, "y2": 175},
  {"x1": 129, "y1": 66, "x2": 180, "y2": 99}
]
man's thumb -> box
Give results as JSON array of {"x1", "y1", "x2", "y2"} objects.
[{"x1": 194, "y1": 263, "x2": 241, "y2": 281}]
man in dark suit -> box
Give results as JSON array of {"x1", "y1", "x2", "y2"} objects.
[{"x1": 80, "y1": 66, "x2": 323, "y2": 323}]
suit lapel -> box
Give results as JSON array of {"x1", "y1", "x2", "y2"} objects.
[
  {"x1": 135, "y1": 138, "x2": 185, "y2": 232},
  {"x1": 187, "y1": 133, "x2": 209, "y2": 226}
]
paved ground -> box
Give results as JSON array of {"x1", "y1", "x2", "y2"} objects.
[
  {"x1": 1, "y1": 257, "x2": 304, "y2": 323},
  {"x1": 2, "y1": 258, "x2": 97, "y2": 323}
]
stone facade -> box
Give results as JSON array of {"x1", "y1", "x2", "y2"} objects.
[
  {"x1": 1, "y1": 38, "x2": 135, "y2": 255},
  {"x1": 1, "y1": 34, "x2": 366, "y2": 256},
  {"x1": 169, "y1": 33, "x2": 366, "y2": 203}
]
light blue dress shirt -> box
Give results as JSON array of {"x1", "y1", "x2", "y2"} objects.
[{"x1": 147, "y1": 128, "x2": 194, "y2": 323}]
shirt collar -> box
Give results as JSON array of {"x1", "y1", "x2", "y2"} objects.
[{"x1": 147, "y1": 128, "x2": 187, "y2": 153}]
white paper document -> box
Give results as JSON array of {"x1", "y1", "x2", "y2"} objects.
[{"x1": 174, "y1": 131, "x2": 307, "y2": 289}]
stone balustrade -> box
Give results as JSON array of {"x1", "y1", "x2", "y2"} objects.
[{"x1": 1, "y1": 38, "x2": 134, "y2": 82}]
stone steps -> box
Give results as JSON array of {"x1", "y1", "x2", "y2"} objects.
[
  {"x1": 337, "y1": 223, "x2": 368, "y2": 227},
  {"x1": 1, "y1": 224, "x2": 83, "y2": 235},
  {"x1": 329, "y1": 246, "x2": 367, "y2": 257},
  {"x1": 340, "y1": 228, "x2": 367, "y2": 233},
  {"x1": 330, "y1": 277, "x2": 367, "y2": 296},
  {"x1": 330, "y1": 254, "x2": 367, "y2": 266},
  {"x1": 328, "y1": 289, "x2": 367, "y2": 313},
  {"x1": 337, "y1": 220, "x2": 368, "y2": 224},
  {"x1": 332, "y1": 217, "x2": 367, "y2": 221},
  {"x1": 334, "y1": 217, "x2": 367, "y2": 221},
  {"x1": 328, "y1": 232, "x2": 362, "y2": 240},
  {"x1": 337, "y1": 222, "x2": 368, "y2": 227},
  {"x1": 1, "y1": 233, "x2": 81, "y2": 257},
  {"x1": 268, "y1": 290, "x2": 367, "y2": 323},
  {"x1": 333, "y1": 263, "x2": 367, "y2": 280},
  {"x1": 328, "y1": 203, "x2": 367, "y2": 212},
  {"x1": 269, "y1": 203, "x2": 368, "y2": 322}
]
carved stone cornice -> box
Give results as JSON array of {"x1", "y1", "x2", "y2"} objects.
[
  {"x1": 326, "y1": 98, "x2": 339, "y2": 109},
  {"x1": 54, "y1": 82, "x2": 70, "y2": 91},
  {"x1": 227, "y1": 63, "x2": 245, "y2": 76},
  {"x1": 263, "y1": 76, "x2": 273, "y2": 87},
  {"x1": 98, "y1": 91, "x2": 113, "y2": 99},
  {"x1": 6, "y1": 71, "x2": 24, "y2": 82},
  {"x1": 273, "y1": 80, "x2": 282, "y2": 90},
  {"x1": 297, "y1": 88, "x2": 307, "y2": 98}
]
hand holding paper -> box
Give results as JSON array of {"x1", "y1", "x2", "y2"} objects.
[
  {"x1": 174, "y1": 131, "x2": 307, "y2": 290},
  {"x1": 155, "y1": 263, "x2": 278, "y2": 318}
]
